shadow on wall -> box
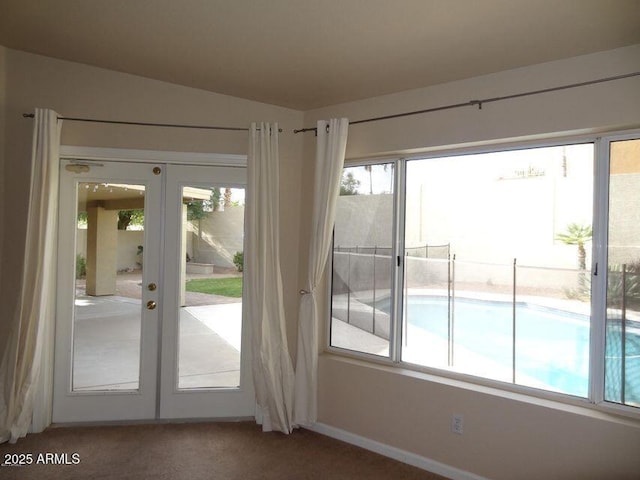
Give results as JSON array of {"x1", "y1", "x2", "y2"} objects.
[{"x1": 188, "y1": 206, "x2": 244, "y2": 269}]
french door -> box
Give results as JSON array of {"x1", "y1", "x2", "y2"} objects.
[{"x1": 53, "y1": 159, "x2": 254, "y2": 422}]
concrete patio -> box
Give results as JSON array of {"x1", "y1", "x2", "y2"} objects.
[{"x1": 72, "y1": 294, "x2": 242, "y2": 391}]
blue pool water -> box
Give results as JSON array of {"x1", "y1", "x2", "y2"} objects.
[{"x1": 378, "y1": 296, "x2": 639, "y2": 403}]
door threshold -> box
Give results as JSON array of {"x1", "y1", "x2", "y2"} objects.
[{"x1": 49, "y1": 416, "x2": 255, "y2": 429}]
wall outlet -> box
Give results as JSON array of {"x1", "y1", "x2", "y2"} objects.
[{"x1": 451, "y1": 414, "x2": 464, "y2": 435}]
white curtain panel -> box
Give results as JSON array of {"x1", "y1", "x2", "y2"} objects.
[
  {"x1": 293, "y1": 118, "x2": 348, "y2": 426},
  {"x1": 246, "y1": 122, "x2": 295, "y2": 433},
  {"x1": 0, "y1": 109, "x2": 61, "y2": 443}
]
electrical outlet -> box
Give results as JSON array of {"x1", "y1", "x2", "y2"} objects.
[{"x1": 451, "y1": 414, "x2": 464, "y2": 435}]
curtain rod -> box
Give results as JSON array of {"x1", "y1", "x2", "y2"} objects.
[
  {"x1": 21, "y1": 113, "x2": 283, "y2": 132},
  {"x1": 293, "y1": 71, "x2": 640, "y2": 134}
]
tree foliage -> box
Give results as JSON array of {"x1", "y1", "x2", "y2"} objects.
[
  {"x1": 117, "y1": 210, "x2": 144, "y2": 230},
  {"x1": 187, "y1": 187, "x2": 221, "y2": 220},
  {"x1": 186, "y1": 201, "x2": 208, "y2": 220},
  {"x1": 340, "y1": 172, "x2": 360, "y2": 195}
]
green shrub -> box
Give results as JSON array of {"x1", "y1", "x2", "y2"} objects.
[
  {"x1": 233, "y1": 251, "x2": 243, "y2": 272},
  {"x1": 76, "y1": 254, "x2": 86, "y2": 279}
]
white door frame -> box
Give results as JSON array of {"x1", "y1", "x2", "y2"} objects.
[
  {"x1": 54, "y1": 146, "x2": 254, "y2": 422},
  {"x1": 160, "y1": 164, "x2": 254, "y2": 418},
  {"x1": 53, "y1": 160, "x2": 163, "y2": 422},
  {"x1": 60, "y1": 146, "x2": 246, "y2": 167}
]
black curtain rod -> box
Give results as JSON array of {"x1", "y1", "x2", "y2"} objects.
[
  {"x1": 21, "y1": 71, "x2": 640, "y2": 135},
  {"x1": 293, "y1": 71, "x2": 640, "y2": 134},
  {"x1": 21, "y1": 113, "x2": 283, "y2": 132}
]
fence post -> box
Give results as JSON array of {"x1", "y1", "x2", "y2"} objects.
[
  {"x1": 621, "y1": 263, "x2": 627, "y2": 403},
  {"x1": 372, "y1": 247, "x2": 377, "y2": 335},
  {"x1": 512, "y1": 258, "x2": 517, "y2": 384},
  {"x1": 404, "y1": 251, "x2": 409, "y2": 347},
  {"x1": 347, "y1": 251, "x2": 351, "y2": 324},
  {"x1": 449, "y1": 254, "x2": 456, "y2": 367}
]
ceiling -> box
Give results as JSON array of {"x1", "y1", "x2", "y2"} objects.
[{"x1": 1, "y1": 0, "x2": 639, "y2": 110}]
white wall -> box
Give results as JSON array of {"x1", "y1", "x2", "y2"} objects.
[{"x1": 302, "y1": 45, "x2": 640, "y2": 480}]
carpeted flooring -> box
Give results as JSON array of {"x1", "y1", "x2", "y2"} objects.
[{"x1": 0, "y1": 421, "x2": 450, "y2": 479}]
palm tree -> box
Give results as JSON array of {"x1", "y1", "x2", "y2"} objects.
[
  {"x1": 364, "y1": 165, "x2": 373, "y2": 194},
  {"x1": 223, "y1": 187, "x2": 233, "y2": 207},
  {"x1": 556, "y1": 222, "x2": 592, "y2": 270}
]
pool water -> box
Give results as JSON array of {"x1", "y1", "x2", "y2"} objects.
[{"x1": 378, "y1": 296, "x2": 639, "y2": 403}]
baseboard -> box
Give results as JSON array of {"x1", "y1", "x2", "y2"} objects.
[{"x1": 308, "y1": 423, "x2": 489, "y2": 480}]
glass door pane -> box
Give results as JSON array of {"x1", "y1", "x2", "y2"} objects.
[
  {"x1": 73, "y1": 181, "x2": 146, "y2": 391},
  {"x1": 605, "y1": 138, "x2": 640, "y2": 408},
  {"x1": 178, "y1": 185, "x2": 244, "y2": 389}
]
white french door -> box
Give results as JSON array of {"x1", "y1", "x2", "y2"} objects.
[
  {"x1": 160, "y1": 164, "x2": 254, "y2": 418},
  {"x1": 53, "y1": 159, "x2": 254, "y2": 422}
]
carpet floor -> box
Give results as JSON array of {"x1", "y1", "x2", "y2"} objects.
[{"x1": 0, "y1": 421, "x2": 450, "y2": 479}]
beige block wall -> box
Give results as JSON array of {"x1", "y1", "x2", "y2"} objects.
[
  {"x1": 611, "y1": 138, "x2": 640, "y2": 174},
  {"x1": 76, "y1": 229, "x2": 145, "y2": 272},
  {"x1": 0, "y1": 48, "x2": 304, "y2": 358},
  {"x1": 189, "y1": 205, "x2": 245, "y2": 268},
  {"x1": 303, "y1": 44, "x2": 640, "y2": 479}
]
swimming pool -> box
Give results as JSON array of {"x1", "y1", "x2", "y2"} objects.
[{"x1": 378, "y1": 296, "x2": 639, "y2": 402}]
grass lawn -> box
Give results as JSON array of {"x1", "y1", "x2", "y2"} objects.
[{"x1": 185, "y1": 277, "x2": 243, "y2": 298}]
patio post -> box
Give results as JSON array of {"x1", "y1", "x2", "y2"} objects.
[
  {"x1": 86, "y1": 206, "x2": 118, "y2": 296},
  {"x1": 180, "y1": 204, "x2": 188, "y2": 306}
]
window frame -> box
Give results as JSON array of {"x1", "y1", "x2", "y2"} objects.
[{"x1": 327, "y1": 129, "x2": 640, "y2": 419}]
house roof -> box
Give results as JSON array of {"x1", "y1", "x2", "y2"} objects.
[{"x1": 1, "y1": 0, "x2": 639, "y2": 110}]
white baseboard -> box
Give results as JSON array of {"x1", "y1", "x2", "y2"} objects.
[{"x1": 308, "y1": 423, "x2": 489, "y2": 480}]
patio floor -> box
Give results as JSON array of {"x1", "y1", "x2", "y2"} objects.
[{"x1": 72, "y1": 294, "x2": 242, "y2": 391}]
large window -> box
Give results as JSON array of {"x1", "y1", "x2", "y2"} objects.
[
  {"x1": 605, "y1": 138, "x2": 640, "y2": 407},
  {"x1": 330, "y1": 134, "x2": 640, "y2": 412}
]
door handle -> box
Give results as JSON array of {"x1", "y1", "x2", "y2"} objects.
[{"x1": 146, "y1": 300, "x2": 157, "y2": 310}]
